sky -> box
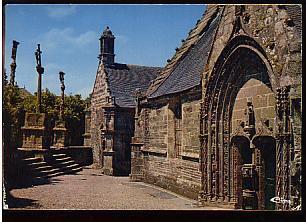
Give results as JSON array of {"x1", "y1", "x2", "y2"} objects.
[{"x1": 4, "y1": 4, "x2": 206, "y2": 98}]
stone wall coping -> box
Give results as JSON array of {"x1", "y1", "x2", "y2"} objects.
[
  {"x1": 18, "y1": 148, "x2": 49, "y2": 152},
  {"x1": 21, "y1": 126, "x2": 45, "y2": 130},
  {"x1": 68, "y1": 146, "x2": 92, "y2": 149},
  {"x1": 141, "y1": 148, "x2": 167, "y2": 155},
  {"x1": 53, "y1": 127, "x2": 68, "y2": 131},
  {"x1": 50, "y1": 146, "x2": 92, "y2": 150},
  {"x1": 180, "y1": 152, "x2": 199, "y2": 159}
]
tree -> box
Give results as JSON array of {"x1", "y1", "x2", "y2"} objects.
[
  {"x1": 3, "y1": 85, "x2": 24, "y2": 150},
  {"x1": 4, "y1": 86, "x2": 91, "y2": 148},
  {"x1": 63, "y1": 94, "x2": 87, "y2": 145},
  {"x1": 3, "y1": 85, "x2": 25, "y2": 186}
]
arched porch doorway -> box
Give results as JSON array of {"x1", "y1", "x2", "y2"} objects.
[{"x1": 199, "y1": 35, "x2": 291, "y2": 210}]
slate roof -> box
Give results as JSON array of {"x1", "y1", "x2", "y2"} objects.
[
  {"x1": 105, "y1": 63, "x2": 161, "y2": 108},
  {"x1": 285, "y1": 5, "x2": 302, "y2": 37},
  {"x1": 148, "y1": 6, "x2": 221, "y2": 99}
]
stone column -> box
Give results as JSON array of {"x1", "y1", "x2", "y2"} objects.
[
  {"x1": 20, "y1": 44, "x2": 48, "y2": 151},
  {"x1": 9, "y1": 40, "x2": 19, "y2": 86},
  {"x1": 101, "y1": 107, "x2": 115, "y2": 175},
  {"x1": 52, "y1": 71, "x2": 68, "y2": 148},
  {"x1": 83, "y1": 107, "x2": 91, "y2": 146},
  {"x1": 275, "y1": 86, "x2": 291, "y2": 210},
  {"x1": 198, "y1": 102, "x2": 208, "y2": 205},
  {"x1": 254, "y1": 147, "x2": 264, "y2": 209},
  {"x1": 130, "y1": 142, "x2": 144, "y2": 181},
  {"x1": 130, "y1": 92, "x2": 145, "y2": 181},
  {"x1": 35, "y1": 44, "x2": 44, "y2": 114}
]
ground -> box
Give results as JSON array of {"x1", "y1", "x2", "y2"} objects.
[{"x1": 7, "y1": 166, "x2": 225, "y2": 210}]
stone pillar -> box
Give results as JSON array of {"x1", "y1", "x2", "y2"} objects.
[
  {"x1": 20, "y1": 44, "x2": 48, "y2": 151},
  {"x1": 129, "y1": 92, "x2": 145, "y2": 181},
  {"x1": 130, "y1": 142, "x2": 144, "y2": 181},
  {"x1": 35, "y1": 44, "x2": 44, "y2": 114},
  {"x1": 167, "y1": 102, "x2": 176, "y2": 159},
  {"x1": 52, "y1": 71, "x2": 68, "y2": 148},
  {"x1": 254, "y1": 147, "x2": 264, "y2": 209},
  {"x1": 275, "y1": 86, "x2": 291, "y2": 210},
  {"x1": 83, "y1": 107, "x2": 91, "y2": 146},
  {"x1": 9, "y1": 40, "x2": 19, "y2": 86},
  {"x1": 101, "y1": 107, "x2": 115, "y2": 175}
]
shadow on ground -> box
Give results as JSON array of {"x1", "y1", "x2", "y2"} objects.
[
  {"x1": 8, "y1": 176, "x2": 60, "y2": 189},
  {"x1": 6, "y1": 191, "x2": 41, "y2": 209}
]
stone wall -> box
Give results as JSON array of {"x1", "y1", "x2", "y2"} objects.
[
  {"x1": 181, "y1": 98, "x2": 201, "y2": 157},
  {"x1": 205, "y1": 5, "x2": 302, "y2": 87},
  {"x1": 90, "y1": 63, "x2": 112, "y2": 167},
  {"x1": 134, "y1": 89, "x2": 202, "y2": 199},
  {"x1": 232, "y1": 76, "x2": 275, "y2": 132},
  {"x1": 199, "y1": 5, "x2": 301, "y2": 209},
  {"x1": 113, "y1": 109, "x2": 135, "y2": 175},
  {"x1": 146, "y1": 105, "x2": 168, "y2": 153},
  {"x1": 143, "y1": 157, "x2": 201, "y2": 199}
]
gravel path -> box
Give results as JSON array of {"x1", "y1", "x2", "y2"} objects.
[{"x1": 8, "y1": 166, "x2": 224, "y2": 210}]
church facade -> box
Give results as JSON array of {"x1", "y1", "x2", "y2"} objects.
[
  {"x1": 130, "y1": 5, "x2": 302, "y2": 210},
  {"x1": 90, "y1": 27, "x2": 161, "y2": 175}
]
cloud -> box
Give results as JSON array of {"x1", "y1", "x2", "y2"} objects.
[
  {"x1": 45, "y1": 5, "x2": 77, "y2": 19},
  {"x1": 36, "y1": 27, "x2": 98, "y2": 53}
]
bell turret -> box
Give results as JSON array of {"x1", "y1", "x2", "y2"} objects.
[{"x1": 99, "y1": 26, "x2": 115, "y2": 66}]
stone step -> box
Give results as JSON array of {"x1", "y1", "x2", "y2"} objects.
[
  {"x1": 23, "y1": 157, "x2": 43, "y2": 164},
  {"x1": 65, "y1": 166, "x2": 83, "y2": 174},
  {"x1": 33, "y1": 165, "x2": 54, "y2": 171},
  {"x1": 33, "y1": 167, "x2": 62, "y2": 177},
  {"x1": 20, "y1": 152, "x2": 84, "y2": 181},
  {"x1": 53, "y1": 157, "x2": 72, "y2": 162},
  {"x1": 52, "y1": 153, "x2": 67, "y2": 157},
  {"x1": 37, "y1": 171, "x2": 66, "y2": 179},
  {"x1": 37, "y1": 167, "x2": 82, "y2": 179},
  {"x1": 52, "y1": 160, "x2": 75, "y2": 167},
  {"x1": 61, "y1": 163, "x2": 81, "y2": 171},
  {"x1": 27, "y1": 161, "x2": 48, "y2": 167}
]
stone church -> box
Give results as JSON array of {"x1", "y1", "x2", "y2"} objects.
[
  {"x1": 89, "y1": 26, "x2": 161, "y2": 175},
  {"x1": 88, "y1": 5, "x2": 301, "y2": 210},
  {"x1": 129, "y1": 5, "x2": 301, "y2": 210}
]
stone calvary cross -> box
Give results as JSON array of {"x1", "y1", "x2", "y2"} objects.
[
  {"x1": 59, "y1": 71, "x2": 65, "y2": 121},
  {"x1": 35, "y1": 44, "x2": 44, "y2": 113},
  {"x1": 10, "y1": 40, "x2": 20, "y2": 86}
]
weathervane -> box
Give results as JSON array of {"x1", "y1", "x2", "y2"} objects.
[{"x1": 35, "y1": 44, "x2": 44, "y2": 113}]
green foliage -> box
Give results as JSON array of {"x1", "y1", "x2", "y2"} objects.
[
  {"x1": 64, "y1": 94, "x2": 87, "y2": 145},
  {"x1": 3, "y1": 85, "x2": 24, "y2": 149},
  {"x1": 3, "y1": 85, "x2": 91, "y2": 148}
]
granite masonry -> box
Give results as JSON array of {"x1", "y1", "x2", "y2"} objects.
[
  {"x1": 129, "y1": 5, "x2": 301, "y2": 210},
  {"x1": 90, "y1": 27, "x2": 161, "y2": 175},
  {"x1": 88, "y1": 5, "x2": 301, "y2": 210}
]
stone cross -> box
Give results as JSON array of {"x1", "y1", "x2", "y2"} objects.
[
  {"x1": 35, "y1": 44, "x2": 44, "y2": 113},
  {"x1": 10, "y1": 40, "x2": 19, "y2": 86},
  {"x1": 59, "y1": 71, "x2": 65, "y2": 120}
]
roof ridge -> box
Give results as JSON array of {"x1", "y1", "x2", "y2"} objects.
[
  {"x1": 146, "y1": 5, "x2": 220, "y2": 97},
  {"x1": 104, "y1": 62, "x2": 160, "y2": 107},
  {"x1": 125, "y1": 64, "x2": 162, "y2": 68}
]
